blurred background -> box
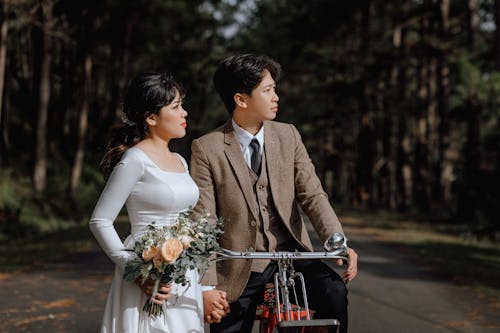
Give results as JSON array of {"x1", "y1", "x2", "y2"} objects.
[{"x1": 0, "y1": 0, "x2": 499, "y2": 243}]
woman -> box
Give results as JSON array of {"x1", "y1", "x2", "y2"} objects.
[{"x1": 90, "y1": 73, "x2": 225, "y2": 333}]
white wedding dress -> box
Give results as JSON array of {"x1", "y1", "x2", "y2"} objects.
[{"x1": 90, "y1": 147, "x2": 203, "y2": 333}]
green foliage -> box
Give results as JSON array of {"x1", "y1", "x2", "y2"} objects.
[
  {"x1": 0, "y1": 169, "x2": 33, "y2": 239},
  {"x1": 2, "y1": 0, "x2": 499, "y2": 238}
]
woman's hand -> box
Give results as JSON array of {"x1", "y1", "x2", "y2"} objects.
[
  {"x1": 203, "y1": 289, "x2": 230, "y2": 324},
  {"x1": 135, "y1": 278, "x2": 172, "y2": 305}
]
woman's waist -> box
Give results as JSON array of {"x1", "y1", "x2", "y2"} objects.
[{"x1": 124, "y1": 212, "x2": 188, "y2": 246}]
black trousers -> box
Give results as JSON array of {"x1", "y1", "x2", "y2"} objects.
[{"x1": 211, "y1": 260, "x2": 348, "y2": 333}]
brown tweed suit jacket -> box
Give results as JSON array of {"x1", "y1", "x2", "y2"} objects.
[{"x1": 190, "y1": 120, "x2": 343, "y2": 303}]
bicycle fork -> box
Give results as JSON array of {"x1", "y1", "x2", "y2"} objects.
[{"x1": 274, "y1": 258, "x2": 311, "y2": 322}]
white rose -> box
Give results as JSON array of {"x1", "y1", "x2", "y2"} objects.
[{"x1": 178, "y1": 235, "x2": 194, "y2": 249}]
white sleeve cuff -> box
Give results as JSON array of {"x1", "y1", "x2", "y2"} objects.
[{"x1": 202, "y1": 285, "x2": 216, "y2": 291}]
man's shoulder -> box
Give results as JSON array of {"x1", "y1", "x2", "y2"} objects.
[
  {"x1": 193, "y1": 123, "x2": 227, "y2": 144},
  {"x1": 266, "y1": 120, "x2": 298, "y2": 137}
]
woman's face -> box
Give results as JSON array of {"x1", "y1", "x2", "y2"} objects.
[{"x1": 148, "y1": 90, "x2": 188, "y2": 140}]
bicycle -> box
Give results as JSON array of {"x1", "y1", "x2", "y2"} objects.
[{"x1": 212, "y1": 233, "x2": 349, "y2": 333}]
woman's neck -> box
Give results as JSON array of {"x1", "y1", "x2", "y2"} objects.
[{"x1": 139, "y1": 136, "x2": 170, "y2": 153}]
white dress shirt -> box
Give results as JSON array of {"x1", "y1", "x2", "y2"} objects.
[{"x1": 231, "y1": 118, "x2": 264, "y2": 168}]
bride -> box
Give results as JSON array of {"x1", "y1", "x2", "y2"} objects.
[{"x1": 90, "y1": 73, "x2": 228, "y2": 332}]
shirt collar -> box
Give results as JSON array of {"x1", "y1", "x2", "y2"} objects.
[{"x1": 231, "y1": 118, "x2": 265, "y2": 149}]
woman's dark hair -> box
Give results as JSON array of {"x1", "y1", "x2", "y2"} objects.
[
  {"x1": 213, "y1": 54, "x2": 281, "y2": 114},
  {"x1": 100, "y1": 73, "x2": 183, "y2": 176}
]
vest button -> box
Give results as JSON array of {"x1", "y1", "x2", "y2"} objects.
[{"x1": 250, "y1": 220, "x2": 257, "y2": 227}]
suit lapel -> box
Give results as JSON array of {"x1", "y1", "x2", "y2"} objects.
[
  {"x1": 264, "y1": 122, "x2": 284, "y2": 217},
  {"x1": 223, "y1": 121, "x2": 259, "y2": 221}
]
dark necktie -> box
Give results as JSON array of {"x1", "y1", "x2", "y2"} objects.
[{"x1": 249, "y1": 138, "x2": 261, "y2": 175}]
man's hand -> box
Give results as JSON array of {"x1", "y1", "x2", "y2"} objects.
[
  {"x1": 135, "y1": 278, "x2": 172, "y2": 305},
  {"x1": 336, "y1": 247, "x2": 358, "y2": 283},
  {"x1": 203, "y1": 289, "x2": 230, "y2": 324}
]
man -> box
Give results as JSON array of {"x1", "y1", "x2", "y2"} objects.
[{"x1": 190, "y1": 54, "x2": 358, "y2": 333}]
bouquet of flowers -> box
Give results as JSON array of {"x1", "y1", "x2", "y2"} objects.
[{"x1": 123, "y1": 210, "x2": 223, "y2": 318}]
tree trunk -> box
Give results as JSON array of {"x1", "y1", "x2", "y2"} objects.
[
  {"x1": 33, "y1": 0, "x2": 53, "y2": 197},
  {"x1": 0, "y1": 0, "x2": 8, "y2": 161},
  {"x1": 99, "y1": 20, "x2": 133, "y2": 149},
  {"x1": 427, "y1": 56, "x2": 439, "y2": 207},
  {"x1": 414, "y1": 17, "x2": 431, "y2": 213},
  {"x1": 495, "y1": 0, "x2": 500, "y2": 69},
  {"x1": 436, "y1": 0, "x2": 451, "y2": 208},
  {"x1": 69, "y1": 54, "x2": 92, "y2": 201},
  {"x1": 354, "y1": 0, "x2": 374, "y2": 208},
  {"x1": 467, "y1": 0, "x2": 479, "y2": 48},
  {"x1": 393, "y1": 24, "x2": 412, "y2": 211},
  {"x1": 459, "y1": 96, "x2": 481, "y2": 222},
  {"x1": 361, "y1": 0, "x2": 371, "y2": 55},
  {"x1": 355, "y1": 112, "x2": 375, "y2": 208},
  {"x1": 377, "y1": 79, "x2": 392, "y2": 209}
]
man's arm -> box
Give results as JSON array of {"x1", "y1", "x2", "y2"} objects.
[
  {"x1": 290, "y1": 124, "x2": 343, "y2": 242},
  {"x1": 190, "y1": 138, "x2": 233, "y2": 315},
  {"x1": 290, "y1": 124, "x2": 358, "y2": 282}
]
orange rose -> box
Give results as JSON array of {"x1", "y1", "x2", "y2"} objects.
[
  {"x1": 142, "y1": 246, "x2": 158, "y2": 262},
  {"x1": 160, "y1": 238, "x2": 184, "y2": 264},
  {"x1": 153, "y1": 250, "x2": 163, "y2": 268}
]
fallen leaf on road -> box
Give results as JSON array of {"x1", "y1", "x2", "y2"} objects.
[{"x1": 43, "y1": 299, "x2": 77, "y2": 309}]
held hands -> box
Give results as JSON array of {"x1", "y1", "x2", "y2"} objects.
[
  {"x1": 336, "y1": 247, "x2": 358, "y2": 283},
  {"x1": 135, "y1": 278, "x2": 172, "y2": 305},
  {"x1": 203, "y1": 289, "x2": 230, "y2": 324}
]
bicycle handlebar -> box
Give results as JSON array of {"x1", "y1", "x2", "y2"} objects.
[
  {"x1": 213, "y1": 248, "x2": 348, "y2": 262},
  {"x1": 211, "y1": 232, "x2": 350, "y2": 262}
]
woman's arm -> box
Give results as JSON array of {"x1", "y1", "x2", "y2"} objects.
[{"x1": 89, "y1": 150, "x2": 144, "y2": 272}]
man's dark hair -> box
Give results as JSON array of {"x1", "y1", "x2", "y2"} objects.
[{"x1": 213, "y1": 54, "x2": 281, "y2": 114}]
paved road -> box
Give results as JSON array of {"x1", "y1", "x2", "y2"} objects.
[
  {"x1": 325, "y1": 223, "x2": 500, "y2": 333},
  {"x1": 0, "y1": 218, "x2": 498, "y2": 332}
]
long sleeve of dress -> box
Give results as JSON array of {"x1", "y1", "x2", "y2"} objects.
[{"x1": 89, "y1": 151, "x2": 144, "y2": 272}]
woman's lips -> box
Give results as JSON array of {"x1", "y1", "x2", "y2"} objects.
[{"x1": 181, "y1": 122, "x2": 187, "y2": 128}]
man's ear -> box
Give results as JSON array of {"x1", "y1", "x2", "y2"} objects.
[
  {"x1": 145, "y1": 113, "x2": 157, "y2": 127},
  {"x1": 234, "y1": 93, "x2": 248, "y2": 108}
]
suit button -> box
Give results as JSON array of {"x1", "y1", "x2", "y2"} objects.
[
  {"x1": 259, "y1": 185, "x2": 265, "y2": 190},
  {"x1": 250, "y1": 220, "x2": 257, "y2": 227},
  {"x1": 262, "y1": 206, "x2": 267, "y2": 212}
]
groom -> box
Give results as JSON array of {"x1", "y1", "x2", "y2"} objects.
[{"x1": 190, "y1": 54, "x2": 358, "y2": 333}]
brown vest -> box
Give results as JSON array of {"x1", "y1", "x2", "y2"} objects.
[{"x1": 249, "y1": 152, "x2": 296, "y2": 272}]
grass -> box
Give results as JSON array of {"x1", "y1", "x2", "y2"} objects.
[
  {"x1": 0, "y1": 218, "x2": 130, "y2": 274},
  {"x1": 340, "y1": 209, "x2": 500, "y2": 301}
]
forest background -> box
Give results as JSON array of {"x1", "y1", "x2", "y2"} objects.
[{"x1": 0, "y1": 0, "x2": 499, "y2": 244}]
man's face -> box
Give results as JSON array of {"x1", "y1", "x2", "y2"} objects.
[{"x1": 242, "y1": 70, "x2": 279, "y2": 123}]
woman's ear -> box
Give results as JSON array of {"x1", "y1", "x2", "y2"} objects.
[
  {"x1": 234, "y1": 93, "x2": 248, "y2": 108},
  {"x1": 145, "y1": 113, "x2": 157, "y2": 127}
]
